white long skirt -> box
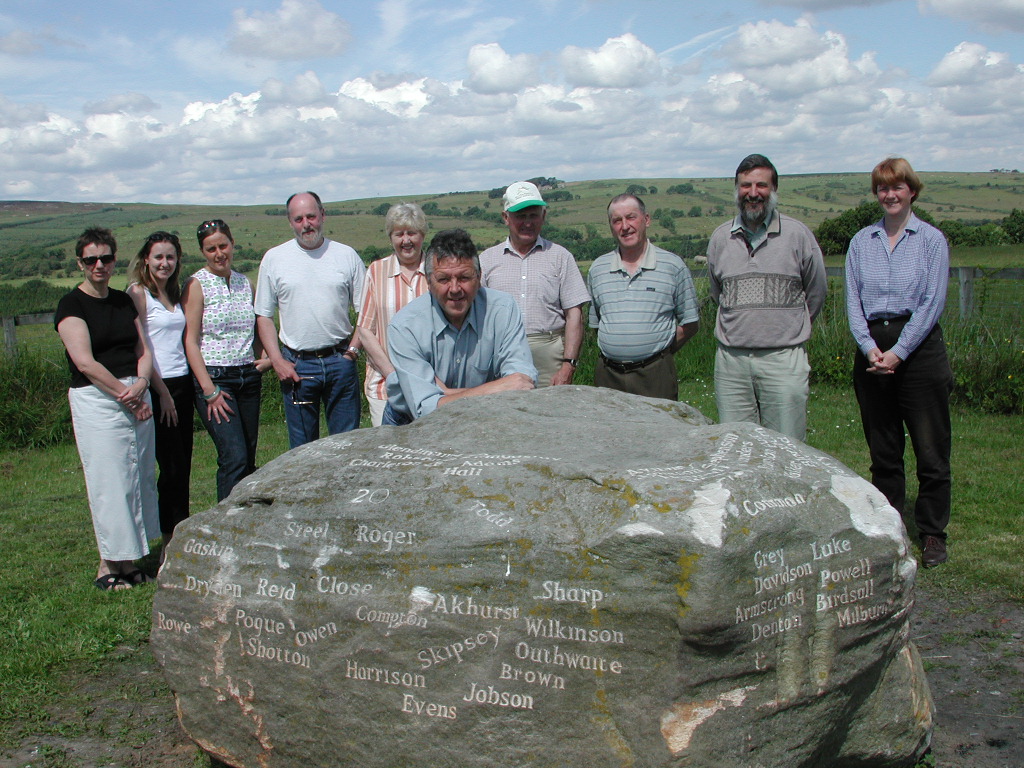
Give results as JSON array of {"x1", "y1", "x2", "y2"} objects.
[{"x1": 69, "y1": 380, "x2": 160, "y2": 561}]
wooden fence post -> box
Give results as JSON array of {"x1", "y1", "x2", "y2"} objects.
[
  {"x1": 958, "y1": 266, "x2": 975, "y2": 320},
  {"x1": 3, "y1": 316, "x2": 16, "y2": 356}
]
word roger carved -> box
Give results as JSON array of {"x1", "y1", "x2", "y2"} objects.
[{"x1": 152, "y1": 386, "x2": 933, "y2": 768}]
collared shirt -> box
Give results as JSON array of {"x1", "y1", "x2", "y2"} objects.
[
  {"x1": 737, "y1": 212, "x2": 770, "y2": 252},
  {"x1": 357, "y1": 254, "x2": 428, "y2": 401},
  {"x1": 707, "y1": 210, "x2": 827, "y2": 349},
  {"x1": 254, "y1": 237, "x2": 366, "y2": 350},
  {"x1": 479, "y1": 236, "x2": 589, "y2": 334},
  {"x1": 587, "y1": 241, "x2": 699, "y2": 362},
  {"x1": 845, "y1": 213, "x2": 949, "y2": 359},
  {"x1": 385, "y1": 287, "x2": 537, "y2": 420}
]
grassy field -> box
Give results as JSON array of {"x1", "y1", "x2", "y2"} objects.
[
  {"x1": 1, "y1": 375, "x2": 1021, "y2": 755},
  {"x1": 3, "y1": 172, "x2": 1024, "y2": 278},
  {"x1": 2, "y1": 178, "x2": 1021, "y2": 765},
  {"x1": 1, "y1": 312, "x2": 1021, "y2": 764}
]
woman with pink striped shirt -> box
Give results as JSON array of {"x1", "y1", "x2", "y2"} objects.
[{"x1": 355, "y1": 203, "x2": 429, "y2": 426}]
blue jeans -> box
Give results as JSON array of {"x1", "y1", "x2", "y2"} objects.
[
  {"x1": 194, "y1": 364, "x2": 262, "y2": 502},
  {"x1": 281, "y1": 347, "x2": 360, "y2": 448},
  {"x1": 382, "y1": 401, "x2": 413, "y2": 426}
]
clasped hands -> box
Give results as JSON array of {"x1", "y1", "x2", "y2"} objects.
[{"x1": 866, "y1": 348, "x2": 901, "y2": 375}]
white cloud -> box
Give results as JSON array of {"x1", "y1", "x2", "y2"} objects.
[
  {"x1": 919, "y1": 0, "x2": 1024, "y2": 33},
  {"x1": 466, "y1": 43, "x2": 537, "y2": 94},
  {"x1": 927, "y1": 42, "x2": 1024, "y2": 115},
  {"x1": 337, "y1": 77, "x2": 433, "y2": 118},
  {"x1": 722, "y1": 17, "x2": 827, "y2": 68},
  {"x1": 83, "y1": 93, "x2": 158, "y2": 116},
  {"x1": 0, "y1": 93, "x2": 48, "y2": 128},
  {"x1": 561, "y1": 34, "x2": 662, "y2": 88},
  {"x1": 228, "y1": 0, "x2": 351, "y2": 60},
  {"x1": 260, "y1": 71, "x2": 329, "y2": 106}
]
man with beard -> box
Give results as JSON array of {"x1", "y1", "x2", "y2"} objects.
[
  {"x1": 256, "y1": 191, "x2": 366, "y2": 447},
  {"x1": 706, "y1": 155, "x2": 826, "y2": 441}
]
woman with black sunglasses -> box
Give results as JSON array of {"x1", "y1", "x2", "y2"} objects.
[
  {"x1": 128, "y1": 232, "x2": 193, "y2": 545},
  {"x1": 55, "y1": 228, "x2": 160, "y2": 591},
  {"x1": 182, "y1": 219, "x2": 269, "y2": 501}
]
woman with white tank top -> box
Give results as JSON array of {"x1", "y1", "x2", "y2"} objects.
[{"x1": 129, "y1": 232, "x2": 193, "y2": 545}]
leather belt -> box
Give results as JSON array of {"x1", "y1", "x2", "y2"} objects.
[
  {"x1": 600, "y1": 346, "x2": 672, "y2": 374},
  {"x1": 284, "y1": 338, "x2": 350, "y2": 360}
]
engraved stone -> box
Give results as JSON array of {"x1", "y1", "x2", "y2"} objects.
[{"x1": 152, "y1": 385, "x2": 933, "y2": 767}]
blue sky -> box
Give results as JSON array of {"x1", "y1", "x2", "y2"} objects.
[{"x1": 1, "y1": 0, "x2": 1022, "y2": 204}]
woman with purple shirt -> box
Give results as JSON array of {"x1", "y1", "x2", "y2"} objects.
[{"x1": 845, "y1": 157, "x2": 953, "y2": 568}]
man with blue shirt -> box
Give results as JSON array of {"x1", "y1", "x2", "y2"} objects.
[
  {"x1": 587, "y1": 194, "x2": 699, "y2": 401},
  {"x1": 383, "y1": 229, "x2": 536, "y2": 424},
  {"x1": 706, "y1": 154, "x2": 827, "y2": 442}
]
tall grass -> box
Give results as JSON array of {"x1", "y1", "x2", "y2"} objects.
[{"x1": 0, "y1": 346, "x2": 73, "y2": 449}]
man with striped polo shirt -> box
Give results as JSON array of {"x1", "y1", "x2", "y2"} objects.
[
  {"x1": 480, "y1": 181, "x2": 589, "y2": 386},
  {"x1": 587, "y1": 193, "x2": 700, "y2": 400}
]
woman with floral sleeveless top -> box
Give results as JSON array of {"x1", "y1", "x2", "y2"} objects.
[{"x1": 183, "y1": 220, "x2": 269, "y2": 501}]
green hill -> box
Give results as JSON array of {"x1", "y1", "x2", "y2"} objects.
[{"x1": 2, "y1": 172, "x2": 1023, "y2": 281}]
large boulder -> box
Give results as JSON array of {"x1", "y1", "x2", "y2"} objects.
[{"x1": 152, "y1": 386, "x2": 933, "y2": 768}]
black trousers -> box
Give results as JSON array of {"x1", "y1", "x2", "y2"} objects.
[
  {"x1": 853, "y1": 318, "x2": 953, "y2": 539},
  {"x1": 153, "y1": 374, "x2": 195, "y2": 537}
]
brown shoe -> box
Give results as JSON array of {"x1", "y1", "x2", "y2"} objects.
[{"x1": 922, "y1": 536, "x2": 948, "y2": 568}]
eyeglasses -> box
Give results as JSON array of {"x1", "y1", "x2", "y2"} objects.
[
  {"x1": 80, "y1": 254, "x2": 115, "y2": 266},
  {"x1": 289, "y1": 376, "x2": 319, "y2": 406},
  {"x1": 197, "y1": 220, "x2": 226, "y2": 236}
]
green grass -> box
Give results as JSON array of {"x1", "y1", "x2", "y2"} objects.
[
  {"x1": 1, "y1": 281, "x2": 1021, "y2": 759},
  {"x1": 1, "y1": 370, "x2": 1022, "y2": 749},
  {"x1": 0, "y1": 415, "x2": 291, "y2": 746}
]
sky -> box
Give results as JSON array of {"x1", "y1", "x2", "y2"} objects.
[{"x1": 1, "y1": 0, "x2": 1022, "y2": 205}]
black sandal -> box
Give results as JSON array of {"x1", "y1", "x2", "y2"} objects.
[{"x1": 94, "y1": 573, "x2": 129, "y2": 591}]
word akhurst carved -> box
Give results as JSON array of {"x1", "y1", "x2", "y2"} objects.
[{"x1": 152, "y1": 386, "x2": 933, "y2": 767}]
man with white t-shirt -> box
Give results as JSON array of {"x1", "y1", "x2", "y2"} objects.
[{"x1": 256, "y1": 191, "x2": 366, "y2": 448}]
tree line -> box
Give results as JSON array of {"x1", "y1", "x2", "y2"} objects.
[{"x1": 814, "y1": 203, "x2": 1024, "y2": 255}]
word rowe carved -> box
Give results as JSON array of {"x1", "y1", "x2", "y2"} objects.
[{"x1": 152, "y1": 387, "x2": 934, "y2": 768}]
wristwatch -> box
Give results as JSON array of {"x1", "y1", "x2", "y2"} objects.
[{"x1": 560, "y1": 358, "x2": 579, "y2": 367}]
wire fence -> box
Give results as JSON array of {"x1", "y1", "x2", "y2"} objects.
[{"x1": 5, "y1": 267, "x2": 1024, "y2": 357}]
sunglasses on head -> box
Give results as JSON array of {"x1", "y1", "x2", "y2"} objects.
[
  {"x1": 197, "y1": 219, "x2": 226, "y2": 236},
  {"x1": 80, "y1": 254, "x2": 115, "y2": 266}
]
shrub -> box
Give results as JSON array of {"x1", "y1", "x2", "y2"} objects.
[
  {"x1": 0, "y1": 347, "x2": 73, "y2": 449},
  {"x1": 945, "y1": 323, "x2": 1024, "y2": 414}
]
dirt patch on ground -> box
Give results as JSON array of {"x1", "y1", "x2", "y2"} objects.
[{"x1": 1, "y1": 583, "x2": 1021, "y2": 768}]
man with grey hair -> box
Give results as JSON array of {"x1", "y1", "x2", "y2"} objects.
[
  {"x1": 706, "y1": 154, "x2": 827, "y2": 441},
  {"x1": 587, "y1": 193, "x2": 700, "y2": 400},
  {"x1": 383, "y1": 228, "x2": 536, "y2": 425},
  {"x1": 480, "y1": 181, "x2": 589, "y2": 386}
]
